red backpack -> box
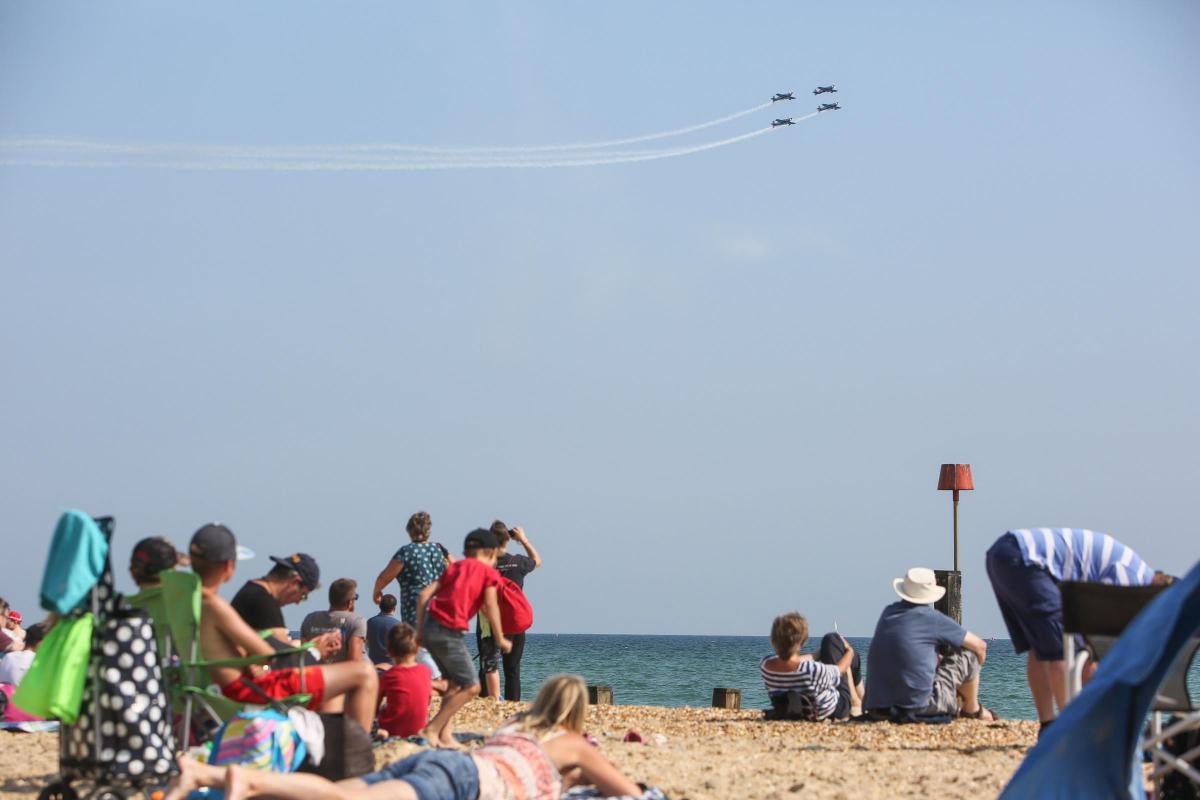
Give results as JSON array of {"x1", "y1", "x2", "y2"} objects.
[{"x1": 497, "y1": 578, "x2": 533, "y2": 635}]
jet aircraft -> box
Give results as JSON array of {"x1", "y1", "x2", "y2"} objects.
[
  {"x1": 817, "y1": 103, "x2": 841, "y2": 112},
  {"x1": 813, "y1": 86, "x2": 837, "y2": 95},
  {"x1": 771, "y1": 118, "x2": 795, "y2": 127},
  {"x1": 771, "y1": 92, "x2": 795, "y2": 102}
]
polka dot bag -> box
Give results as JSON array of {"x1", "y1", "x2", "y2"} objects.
[{"x1": 62, "y1": 605, "x2": 176, "y2": 783}]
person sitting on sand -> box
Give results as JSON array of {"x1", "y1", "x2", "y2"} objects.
[
  {"x1": 863, "y1": 567, "x2": 995, "y2": 722},
  {"x1": 231, "y1": 551, "x2": 322, "y2": 647},
  {"x1": 376, "y1": 622, "x2": 446, "y2": 740},
  {"x1": 761, "y1": 612, "x2": 863, "y2": 721},
  {"x1": 189, "y1": 523, "x2": 379, "y2": 733},
  {"x1": 415, "y1": 528, "x2": 511, "y2": 749},
  {"x1": 129, "y1": 536, "x2": 184, "y2": 589},
  {"x1": 165, "y1": 674, "x2": 643, "y2": 800}
]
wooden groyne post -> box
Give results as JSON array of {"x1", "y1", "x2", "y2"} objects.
[
  {"x1": 712, "y1": 688, "x2": 741, "y2": 709},
  {"x1": 587, "y1": 685, "x2": 613, "y2": 705}
]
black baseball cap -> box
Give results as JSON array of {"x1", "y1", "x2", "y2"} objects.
[
  {"x1": 464, "y1": 528, "x2": 498, "y2": 551},
  {"x1": 270, "y1": 552, "x2": 321, "y2": 591},
  {"x1": 190, "y1": 523, "x2": 238, "y2": 561},
  {"x1": 130, "y1": 537, "x2": 181, "y2": 582}
]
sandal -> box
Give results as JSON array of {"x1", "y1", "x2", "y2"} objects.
[{"x1": 958, "y1": 706, "x2": 1000, "y2": 721}]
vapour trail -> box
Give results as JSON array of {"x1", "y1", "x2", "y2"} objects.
[
  {"x1": 0, "y1": 102, "x2": 776, "y2": 160},
  {"x1": 0, "y1": 114, "x2": 817, "y2": 172}
]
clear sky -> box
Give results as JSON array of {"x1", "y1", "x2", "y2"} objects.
[{"x1": 2, "y1": 1, "x2": 1198, "y2": 637}]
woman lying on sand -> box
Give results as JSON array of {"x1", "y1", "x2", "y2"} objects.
[{"x1": 166, "y1": 674, "x2": 642, "y2": 800}]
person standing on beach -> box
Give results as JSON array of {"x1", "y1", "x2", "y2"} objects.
[
  {"x1": 372, "y1": 511, "x2": 453, "y2": 679},
  {"x1": 415, "y1": 528, "x2": 511, "y2": 748},
  {"x1": 477, "y1": 519, "x2": 541, "y2": 701},
  {"x1": 863, "y1": 567, "x2": 995, "y2": 721},
  {"x1": 985, "y1": 528, "x2": 1169, "y2": 737}
]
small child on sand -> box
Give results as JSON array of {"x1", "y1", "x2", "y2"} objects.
[
  {"x1": 189, "y1": 523, "x2": 379, "y2": 732},
  {"x1": 415, "y1": 528, "x2": 511, "y2": 748},
  {"x1": 760, "y1": 612, "x2": 863, "y2": 721},
  {"x1": 376, "y1": 622, "x2": 448, "y2": 739}
]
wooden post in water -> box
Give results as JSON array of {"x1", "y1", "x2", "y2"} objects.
[
  {"x1": 934, "y1": 569, "x2": 963, "y2": 625},
  {"x1": 587, "y1": 685, "x2": 613, "y2": 705},
  {"x1": 712, "y1": 688, "x2": 742, "y2": 709}
]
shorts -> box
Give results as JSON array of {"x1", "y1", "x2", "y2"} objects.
[
  {"x1": 476, "y1": 632, "x2": 500, "y2": 674},
  {"x1": 422, "y1": 616, "x2": 477, "y2": 688},
  {"x1": 221, "y1": 665, "x2": 326, "y2": 709},
  {"x1": 361, "y1": 749, "x2": 479, "y2": 800},
  {"x1": 919, "y1": 649, "x2": 981, "y2": 716},
  {"x1": 986, "y1": 532, "x2": 1064, "y2": 660}
]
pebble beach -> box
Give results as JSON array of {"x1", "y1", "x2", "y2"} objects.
[{"x1": 0, "y1": 700, "x2": 1036, "y2": 800}]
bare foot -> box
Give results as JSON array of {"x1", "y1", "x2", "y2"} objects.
[
  {"x1": 164, "y1": 756, "x2": 221, "y2": 800},
  {"x1": 418, "y1": 725, "x2": 438, "y2": 744},
  {"x1": 437, "y1": 733, "x2": 464, "y2": 750},
  {"x1": 224, "y1": 764, "x2": 250, "y2": 800}
]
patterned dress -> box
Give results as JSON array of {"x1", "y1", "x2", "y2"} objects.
[{"x1": 393, "y1": 541, "x2": 449, "y2": 625}]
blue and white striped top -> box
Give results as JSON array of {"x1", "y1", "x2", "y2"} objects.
[{"x1": 1009, "y1": 528, "x2": 1153, "y2": 586}]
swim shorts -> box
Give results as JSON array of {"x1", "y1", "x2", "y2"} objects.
[{"x1": 221, "y1": 665, "x2": 326, "y2": 709}]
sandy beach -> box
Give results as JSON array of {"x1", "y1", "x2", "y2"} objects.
[{"x1": 0, "y1": 700, "x2": 1034, "y2": 800}]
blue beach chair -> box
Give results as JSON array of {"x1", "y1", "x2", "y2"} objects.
[{"x1": 999, "y1": 560, "x2": 1200, "y2": 799}]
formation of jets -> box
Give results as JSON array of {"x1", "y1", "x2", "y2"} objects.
[{"x1": 770, "y1": 86, "x2": 842, "y2": 122}]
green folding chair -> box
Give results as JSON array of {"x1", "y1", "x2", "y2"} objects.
[{"x1": 127, "y1": 571, "x2": 315, "y2": 746}]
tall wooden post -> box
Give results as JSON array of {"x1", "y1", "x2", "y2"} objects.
[{"x1": 934, "y1": 569, "x2": 962, "y2": 624}]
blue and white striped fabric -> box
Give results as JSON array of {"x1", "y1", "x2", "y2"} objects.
[{"x1": 1009, "y1": 528, "x2": 1153, "y2": 586}]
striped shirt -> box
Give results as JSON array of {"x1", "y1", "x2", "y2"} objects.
[
  {"x1": 759, "y1": 655, "x2": 840, "y2": 720},
  {"x1": 1009, "y1": 528, "x2": 1153, "y2": 586}
]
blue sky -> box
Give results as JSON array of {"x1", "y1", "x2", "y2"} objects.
[{"x1": 2, "y1": 1, "x2": 1198, "y2": 636}]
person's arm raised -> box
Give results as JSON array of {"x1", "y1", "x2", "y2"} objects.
[
  {"x1": 373, "y1": 559, "x2": 404, "y2": 604},
  {"x1": 510, "y1": 526, "x2": 542, "y2": 569}
]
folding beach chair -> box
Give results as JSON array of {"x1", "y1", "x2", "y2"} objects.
[
  {"x1": 127, "y1": 570, "x2": 316, "y2": 747},
  {"x1": 1060, "y1": 580, "x2": 1200, "y2": 797},
  {"x1": 1000, "y1": 561, "x2": 1200, "y2": 799}
]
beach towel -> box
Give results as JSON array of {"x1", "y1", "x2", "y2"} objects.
[
  {"x1": 209, "y1": 708, "x2": 307, "y2": 773},
  {"x1": 560, "y1": 785, "x2": 671, "y2": 800},
  {"x1": 39, "y1": 510, "x2": 108, "y2": 614}
]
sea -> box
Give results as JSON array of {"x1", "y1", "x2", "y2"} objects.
[{"x1": 461, "y1": 633, "x2": 1200, "y2": 721}]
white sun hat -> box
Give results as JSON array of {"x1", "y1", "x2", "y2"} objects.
[{"x1": 893, "y1": 567, "x2": 946, "y2": 605}]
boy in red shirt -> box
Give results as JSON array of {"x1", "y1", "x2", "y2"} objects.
[
  {"x1": 415, "y1": 528, "x2": 511, "y2": 748},
  {"x1": 376, "y1": 623, "x2": 447, "y2": 739}
]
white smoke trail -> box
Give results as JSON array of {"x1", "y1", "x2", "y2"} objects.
[
  {"x1": 0, "y1": 113, "x2": 817, "y2": 172},
  {"x1": 0, "y1": 102, "x2": 776, "y2": 160}
]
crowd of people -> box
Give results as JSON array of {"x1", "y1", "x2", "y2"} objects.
[
  {"x1": 760, "y1": 528, "x2": 1174, "y2": 738},
  {"x1": 0, "y1": 519, "x2": 1182, "y2": 798}
]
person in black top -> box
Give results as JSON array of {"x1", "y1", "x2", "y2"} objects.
[
  {"x1": 477, "y1": 520, "x2": 541, "y2": 700},
  {"x1": 231, "y1": 553, "x2": 321, "y2": 646}
]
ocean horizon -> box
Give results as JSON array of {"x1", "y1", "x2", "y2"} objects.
[{"x1": 289, "y1": 630, "x2": 1198, "y2": 720}]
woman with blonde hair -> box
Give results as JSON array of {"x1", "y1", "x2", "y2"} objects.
[{"x1": 165, "y1": 674, "x2": 642, "y2": 800}]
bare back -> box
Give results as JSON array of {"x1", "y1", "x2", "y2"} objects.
[{"x1": 199, "y1": 589, "x2": 275, "y2": 687}]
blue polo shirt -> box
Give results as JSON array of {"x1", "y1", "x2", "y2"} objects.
[
  {"x1": 366, "y1": 612, "x2": 401, "y2": 665},
  {"x1": 864, "y1": 601, "x2": 967, "y2": 710}
]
